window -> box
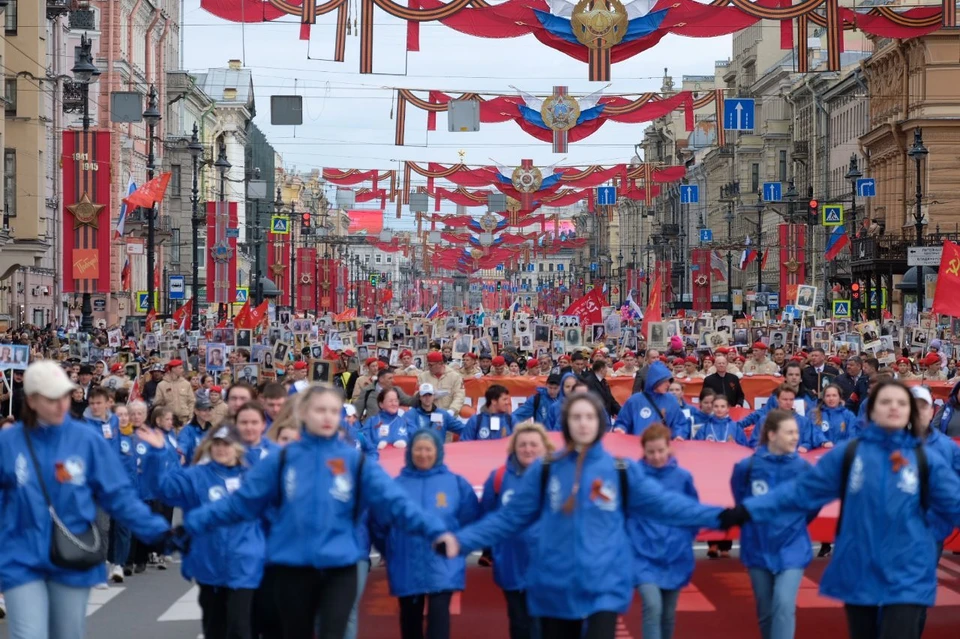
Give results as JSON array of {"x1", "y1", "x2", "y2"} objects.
[
  {"x1": 364, "y1": 254, "x2": 370, "y2": 264},
  {"x1": 778, "y1": 150, "x2": 787, "y2": 183},
  {"x1": 5, "y1": 1, "x2": 16, "y2": 34},
  {"x1": 549, "y1": 263, "x2": 554, "y2": 272},
  {"x1": 750, "y1": 163, "x2": 759, "y2": 193},
  {"x1": 375, "y1": 254, "x2": 382, "y2": 264},
  {"x1": 386, "y1": 255, "x2": 392, "y2": 263},
  {"x1": 170, "y1": 164, "x2": 181, "y2": 196},
  {"x1": 196, "y1": 233, "x2": 206, "y2": 265},
  {"x1": 3, "y1": 149, "x2": 15, "y2": 219},
  {"x1": 4, "y1": 79, "x2": 15, "y2": 115}
]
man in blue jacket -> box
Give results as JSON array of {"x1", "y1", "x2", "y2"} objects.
[
  {"x1": 512, "y1": 373, "x2": 562, "y2": 426},
  {"x1": 403, "y1": 384, "x2": 464, "y2": 441},
  {"x1": 614, "y1": 362, "x2": 689, "y2": 437},
  {"x1": 462, "y1": 385, "x2": 513, "y2": 441}
]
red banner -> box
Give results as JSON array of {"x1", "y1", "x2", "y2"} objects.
[
  {"x1": 296, "y1": 247, "x2": 317, "y2": 313},
  {"x1": 205, "y1": 201, "x2": 238, "y2": 304},
  {"x1": 563, "y1": 287, "x2": 607, "y2": 326},
  {"x1": 359, "y1": 281, "x2": 378, "y2": 317},
  {"x1": 779, "y1": 224, "x2": 807, "y2": 306},
  {"x1": 267, "y1": 232, "x2": 291, "y2": 307},
  {"x1": 656, "y1": 259, "x2": 673, "y2": 306},
  {"x1": 691, "y1": 249, "x2": 711, "y2": 312},
  {"x1": 932, "y1": 240, "x2": 960, "y2": 318},
  {"x1": 62, "y1": 130, "x2": 112, "y2": 293},
  {"x1": 317, "y1": 257, "x2": 340, "y2": 313}
]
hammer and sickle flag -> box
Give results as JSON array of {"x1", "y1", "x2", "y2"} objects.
[{"x1": 932, "y1": 240, "x2": 960, "y2": 318}]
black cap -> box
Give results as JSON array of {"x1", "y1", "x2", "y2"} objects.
[
  {"x1": 571, "y1": 352, "x2": 585, "y2": 361},
  {"x1": 547, "y1": 373, "x2": 562, "y2": 385},
  {"x1": 479, "y1": 352, "x2": 493, "y2": 360},
  {"x1": 79, "y1": 365, "x2": 94, "y2": 375}
]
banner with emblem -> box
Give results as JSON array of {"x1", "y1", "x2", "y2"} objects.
[
  {"x1": 316, "y1": 257, "x2": 343, "y2": 314},
  {"x1": 267, "y1": 227, "x2": 291, "y2": 306},
  {"x1": 656, "y1": 259, "x2": 673, "y2": 306},
  {"x1": 206, "y1": 201, "x2": 238, "y2": 304},
  {"x1": 779, "y1": 224, "x2": 807, "y2": 307},
  {"x1": 691, "y1": 248, "x2": 711, "y2": 313},
  {"x1": 296, "y1": 247, "x2": 317, "y2": 313},
  {"x1": 62, "y1": 131, "x2": 112, "y2": 293}
]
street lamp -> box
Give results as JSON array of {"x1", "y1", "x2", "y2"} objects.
[
  {"x1": 720, "y1": 181, "x2": 739, "y2": 313},
  {"x1": 187, "y1": 123, "x2": 204, "y2": 331},
  {"x1": 908, "y1": 128, "x2": 928, "y2": 313},
  {"x1": 845, "y1": 154, "x2": 862, "y2": 241},
  {"x1": 143, "y1": 85, "x2": 161, "y2": 318},
  {"x1": 617, "y1": 251, "x2": 624, "y2": 304},
  {"x1": 72, "y1": 33, "x2": 101, "y2": 332},
  {"x1": 785, "y1": 179, "x2": 798, "y2": 223},
  {"x1": 214, "y1": 138, "x2": 231, "y2": 321}
]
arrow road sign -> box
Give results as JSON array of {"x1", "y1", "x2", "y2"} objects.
[
  {"x1": 856, "y1": 178, "x2": 876, "y2": 198},
  {"x1": 680, "y1": 185, "x2": 699, "y2": 204},
  {"x1": 699, "y1": 229, "x2": 713, "y2": 242},
  {"x1": 596, "y1": 186, "x2": 617, "y2": 206},
  {"x1": 822, "y1": 204, "x2": 844, "y2": 226},
  {"x1": 724, "y1": 98, "x2": 755, "y2": 131},
  {"x1": 763, "y1": 182, "x2": 782, "y2": 202}
]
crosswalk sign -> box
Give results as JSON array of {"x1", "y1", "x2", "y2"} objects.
[
  {"x1": 235, "y1": 287, "x2": 249, "y2": 303},
  {"x1": 869, "y1": 288, "x2": 888, "y2": 309},
  {"x1": 822, "y1": 204, "x2": 844, "y2": 226},
  {"x1": 271, "y1": 216, "x2": 290, "y2": 234},
  {"x1": 832, "y1": 300, "x2": 851, "y2": 318},
  {"x1": 135, "y1": 291, "x2": 159, "y2": 314}
]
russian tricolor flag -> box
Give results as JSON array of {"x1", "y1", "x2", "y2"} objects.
[
  {"x1": 425, "y1": 303, "x2": 440, "y2": 319},
  {"x1": 825, "y1": 226, "x2": 851, "y2": 261}
]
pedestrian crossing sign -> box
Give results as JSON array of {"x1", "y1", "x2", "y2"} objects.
[
  {"x1": 135, "y1": 291, "x2": 160, "y2": 314},
  {"x1": 832, "y1": 300, "x2": 851, "y2": 318},
  {"x1": 236, "y1": 287, "x2": 249, "y2": 303},
  {"x1": 822, "y1": 204, "x2": 843, "y2": 226},
  {"x1": 271, "y1": 216, "x2": 290, "y2": 234}
]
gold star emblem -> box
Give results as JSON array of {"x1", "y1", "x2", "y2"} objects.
[
  {"x1": 270, "y1": 262, "x2": 287, "y2": 277},
  {"x1": 67, "y1": 192, "x2": 105, "y2": 229}
]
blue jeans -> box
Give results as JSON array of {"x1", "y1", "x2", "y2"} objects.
[
  {"x1": 108, "y1": 519, "x2": 131, "y2": 566},
  {"x1": 3, "y1": 579, "x2": 91, "y2": 639},
  {"x1": 747, "y1": 568, "x2": 804, "y2": 639},
  {"x1": 637, "y1": 584, "x2": 681, "y2": 639},
  {"x1": 343, "y1": 560, "x2": 370, "y2": 639}
]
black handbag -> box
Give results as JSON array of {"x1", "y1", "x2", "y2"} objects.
[{"x1": 23, "y1": 429, "x2": 106, "y2": 571}]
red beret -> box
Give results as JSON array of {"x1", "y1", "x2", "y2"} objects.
[
  {"x1": 827, "y1": 356, "x2": 843, "y2": 366},
  {"x1": 342, "y1": 349, "x2": 356, "y2": 357},
  {"x1": 896, "y1": 357, "x2": 911, "y2": 365},
  {"x1": 210, "y1": 385, "x2": 223, "y2": 393},
  {"x1": 463, "y1": 352, "x2": 477, "y2": 360},
  {"x1": 110, "y1": 363, "x2": 124, "y2": 373},
  {"x1": 716, "y1": 346, "x2": 730, "y2": 354},
  {"x1": 427, "y1": 351, "x2": 444, "y2": 363},
  {"x1": 399, "y1": 349, "x2": 412, "y2": 358},
  {"x1": 167, "y1": 359, "x2": 183, "y2": 370},
  {"x1": 613, "y1": 361, "x2": 625, "y2": 371},
  {"x1": 673, "y1": 357, "x2": 685, "y2": 365},
  {"x1": 622, "y1": 350, "x2": 636, "y2": 358},
  {"x1": 752, "y1": 342, "x2": 767, "y2": 350},
  {"x1": 592, "y1": 349, "x2": 605, "y2": 357},
  {"x1": 685, "y1": 356, "x2": 698, "y2": 364},
  {"x1": 365, "y1": 357, "x2": 378, "y2": 365},
  {"x1": 559, "y1": 355, "x2": 570, "y2": 362},
  {"x1": 293, "y1": 361, "x2": 308, "y2": 370},
  {"x1": 922, "y1": 354, "x2": 940, "y2": 367},
  {"x1": 492, "y1": 356, "x2": 506, "y2": 366},
  {"x1": 527, "y1": 358, "x2": 538, "y2": 368}
]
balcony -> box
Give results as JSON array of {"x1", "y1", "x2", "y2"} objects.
[
  {"x1": 123, "y1": 209, "x2": 173, "y2": 240},
  {"x1": 68, "y1": 8, "x2": 96, "y2": 29},
  {"x1": 792, "y1": 140, "x2": 808, "y2": 159},
  {"x1": 62, "y1": 81, "x2": 85, "y2": 114},
  {"x1": 47, "y1": 0, "x2": 70, "y2": 20},
  {"x1": 850, "y1": 235, "x2": 911, "y2": 275}
]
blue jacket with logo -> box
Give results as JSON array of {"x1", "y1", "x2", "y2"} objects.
[
  {"x1": 693, "y1": 415, "x2": 749, "y2": 446},
  {"x1": 177, "y1": 417, "x2": 214, "y2": 466},
  {"x1": 403, "y1": 405, "x2": 464, "y2": 440},
  {"x1": 512, "y1": 388, "x2": 559, "y2": 426},
  {"x1": 342, "y1": 423, "x2": 379, "y2": 461},
  {"x1": 140, "y1": 447, "x2": 265, "y2": 589},
  {"x1": 134, "y1": 433, "x2": 177, "y2": 501},
  {"x1": 462, "y1": 410, "x2": 513, "y2": 441},
  {"x1": 923, "y1": 428, "x2": 960, "y2": 542},
  {"x1": 183, "y1": 431, "x2": 448, "y2": 569},
  {"x1": 614, "y1": 363, "x2": 688, "y2": 438},
  {"x1": 479, "y1": 455, "x2": 542, "y2": 592},
  {"x1": 115, "y1": 429, "x2": 139, "y2": 488},
  {"x1": 807, "y1": 405, "x2": 858, "y2": 444},
  {"x1": 744, "y1": 410, "x2": 827, "y2": 450},
  {"x1": 455, "y1": 443, "x2": 722, "y2": 619},
  {"x1": 82, "y1": 408, "x2": 120, "y2": 451},
  {"x1": 732, "y1": 447, "x2": 815, "y2": 573},
  {"x1": 363, "y1": 411, "x2": 409, "y2": 447},
  {"x1": 628, "y1": 458, "x2": 700, "y2": 590},
  {"x1": 370, "y1": 430, "x2": 480, "y2": 597},
  {"x1": 0, "y1": 420, "x2": 170, "y2": 591},
  {"x1": 744, "y1": 425, "x2": 960, "y2": 606},
  {"x1": 244, "y1": 437, "x2": 279, "y2": 467}
]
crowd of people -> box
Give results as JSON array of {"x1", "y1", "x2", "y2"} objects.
[{"x1": 0, "y1": 309, "x2": 959, "y2": 639}]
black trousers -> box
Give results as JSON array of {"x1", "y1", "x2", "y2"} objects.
[
  {"x1": 919, "y1": 542, "x2": 945, "y2": 636},
  {"x1": 540, "y1": 611, "x2": 618, "y2": 639},
  {"x1": 845, "y1": 603, "x2": 925, "y2": 639},
  {"x1": 398, "y1": 591, "x2": 453, "y2": 639},
  {"x1": 198, "y1": 585, "x2": 255, "y2": 639},
  {"x1": 131, "y1": 500, "x2": 173, "y2": 565},
  {"x1": 266, "y1": 564, "x2": 358, "y2": 639},
  {"x1": 503, "y1": 590, "x2": 538, "y2": 639}
]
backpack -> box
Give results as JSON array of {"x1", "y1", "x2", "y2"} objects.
[
  {"x1": 836, "y1": 438, "x2": 929, "y2": 536},
  {"x1": 277, "y1": 447, "x2": 366, "y2": 522},
  {"x1": 501, "y1": 457, "x2": 630, "y2": 514}
]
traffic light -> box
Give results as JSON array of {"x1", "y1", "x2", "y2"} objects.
[
  {"x1": 851, "y1": 282, "x2": 862, "y2": 308},
  {"x1": 808, "y1": 199, "x2": 819, "y2": 219},
  {"x1": 496, "y1": 281, "x2": 502, "y2": 292},
  {"x1": 301, "y1": 212, "x2": 311, "y2": 232}
]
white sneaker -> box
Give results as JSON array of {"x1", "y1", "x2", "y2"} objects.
[
  {"x1": 94, "y1": 582, "x2": 110, "y2": 590},
  {"x1": 156, "y1": 555, "x2": 167, "y2": 570},
  {"x1": 0, "y1": 593, "x2": 6, "y2": 619},
  {"x1": 110, "y1": 564, "x2": 124, "y2": 583}
]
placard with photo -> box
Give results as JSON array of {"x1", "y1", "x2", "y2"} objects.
[
  {"x1": 206, "y1": 343, "x2": 227, "y2": 372},
  {"x1": 795, "y1": 285, "x2": 817, "y2": 311},
  {"x1": 590, "y1": 324, "x2": 606, "y2": 344},
  {"x1": 310, "y1": 359, "x2": 334, "y2": 383},
  {"x1": 272, "y1": 341, "x2": 290, "y2": 366},
  {"x1": 233, "y1": 364, "x2": 260, "y2": 385},
  {"x1": 563, "y1": 327, "x2": 582, "y2": 350},
  {"x1": 0, "y1": 344, "x2": 29, "y2": 370},
  {"x1": 647, "y1": 322, "x2": 668, "y2": 350}
]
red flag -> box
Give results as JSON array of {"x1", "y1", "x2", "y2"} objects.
[
  {"x1": 639, "y1": 273, "x2": 663, "y2": 341},
  {"x1": 145, "y1": 307, "x2": 157, "y2": 332},
  {"x1": 563, "y1": 287, "x2": 608, "y2": 327},
  {"x1": 245, "y1": 301, "x2": 269, "y2": 329},
  {"x1": 233, "y1": 300, "x2": 251, "y2": 328},
  {"x1": 932, "y1": 240, "x2": 960, "y2": 317},
  {"x1": 173, "y1": 299, "x2": 193, "y2": 329},
  {"x1": 123, "y1": 173, "x2": 172, "y2": 209}
]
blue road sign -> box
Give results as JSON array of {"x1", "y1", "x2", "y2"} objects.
[
  {"x1": 833, "y1": 300, "x2": 851, "y2": 317},
  {"x1": 763, "y1": 182, "x2": 782, "y2": 202},
  {"x1": 680, "y1": 185, "x2": 699, "y2": 204},
  {"x1": 768, "y1": 293, "x2": 780, "y2": 309},
  {"x1": 856, "y1": 178, "x2": 876, "y2": 198},
  {"x1": 527, "y1": 264, "x2": 535, "y2": 272},
  {"x1": 168, "y1": 275, "x2": 185, "y2": 300},
  {"x1": 723, "y1": 98, "x2": 755, "y2": 131},
  {"x1": 590, "y1": 262, "x2": 598, "y2": 272},
  {"x1": 235, "y1": 287, "x2": 249, "y2": 303},
  {"x1": 226, "y1": 228, "x2": 240, "y2": 238},
  {"x1": 699, "y1": 229, "x2": 713, "y2": 242},
  {"x1": 596, "y1": 186, "x2": 617, "y2": 206},
  {"x1": 496, "y1": 264, "x2": 504, "y2": 271}
]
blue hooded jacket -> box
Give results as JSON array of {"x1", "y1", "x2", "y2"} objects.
[
  {"x1": 140, "y1": 446, "x2": 266, "y2": 589},
  {"x1": 370, "y1": 429, "x2": 480, "y2": 597},
  {"x1": 744, "y1": 409, "x2": 826, "y2": 450},
  {"x1": 693, "y1": 415, "x2": 749, "y2": 446},
  {"x1": 363, "y1": 411, "x2": 409, "y2": 447},
  {"x1": 732, "y1": 447, "x2": 815, "y2": 573},
  {"x1": 744, "y1": 425, "x2": 960, "y2": 606},
  {"x1": 628, "y1": 458, "x2": 700, "y2": 590},
  {"x1": 342, "y1": 422, "x2": 379, "y2": 460},
  {"x1": 807, "y1": 404, "x2": 858, "y2": 444},
  {"x1": 923, "y1": 428, "x2": 960, "y2": 542},
  {"x1": 178, "y1": 417, "x2": 214, "y2": 466},
  {"x1": 115, "y1": 427, "x2": 139, "y2": 488},
  {"x1": 183, "y1": 431, "x2": 448, "y2": 570},
  {"x1": 244, "y1": 437, "x2": 279, "y2": 467},
  {"x1": 403, "y1": 405, "x2": 464, "y2": 440},
  {"x1": 614, "y1": 363, "x2": 688, "y2": 438},
  {"x1": 512, "y1": 387, "x2": 560, "y2": 426},
  {"x1": 0, "y1": 420, "x2": 171, "y2": 591},
  {"x1": 455, "y1": 443, "x2": 722, "y2": 619},
  {"x1": 82, "y1": 407, "x2": 119, "y2": 447},
  {"x1": 480, "y1": 454, "x2": 543, "y2": 592},
  {"x1": 462, "y1": 410, "x2": 513, "y2": 441},
  {"x1": 544, "y1": 373, "x2": 579, "y2": 431}
]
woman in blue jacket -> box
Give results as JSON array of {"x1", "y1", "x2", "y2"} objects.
[
  {"x1": 615, "y1": 362, "x2": 688, "y2": 438},
  {"x1": 138, "y1": 421, "x2": 265, "y2": 639},
  {"x1": 630, "y1": 424, "x2": 701, "y2": 639},
  {"x1": 371, "y1": 428, "x2": 480, "y2": 639},
  {"x1": 479, "y1": 422, "x2": 555, "y2": 639},
  {"x1": 728, "y1": 380, "x2": 960, "y2": 639},
  {"x1": 363, "y1": 387, "x2": 410, "y2": 450},
  {"x1": 731, "y1": 409, "x2": 815, "y2": 639},
  {"x1": 543, "y1": 373, "x2": 579, "y2": 432},
  {"x1": 182, "y1": 384, "x2": 449, "y2": 639},
  {"x1": 807, "y1": 385, "x2": 858, "y2": 444},
  {"x1": 435, "y1": 393, "x2": 729, "y2": 639},
  {"x1": 0, "y1": 361, "x2": 174, "y2": 639}
]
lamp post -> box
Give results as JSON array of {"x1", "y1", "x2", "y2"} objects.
[
  {"x1": 72, "y1": 34, "x2": 101, "y2": 332},
  {"x1": 617, "y1": 251, "x2": 624, "y2": 305},
  {"x1": 908, "y1": 129, "x2": 928, "y2": 314},
  {"x1": 213, "y1": 138, "x2": 231, "y2": 321},
  {"x1": 143, "y1": 86, "x2": 161, "y2": 317},
  {"x1": 785, "y1": 179, "x2": 798, "y2": 223},
  {"x1": 720, "y1": 181, "x2": 739, "y2": 314},
  {"x1": 186, "y1": 123, "x2": 203, "y2": 331},
  {"x1": 845, "y1": 154, "x2": 862, "y2": 241}
]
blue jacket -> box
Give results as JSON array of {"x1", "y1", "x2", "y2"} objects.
[
  {"x1": 744, "y1": 425, "x2": 960, "y2": 606},
  {"x1": 614, "y1": 363, "x2": 688, "y2": 438},
  {"x1": 82, "y1": 408, "x2": 119, "y2": 446},
  {"x1": 342, "y1": 423, "x2": 379, "y2": 460},
  {"x1": 628, "y1": 458, "x2": 699, "y2": 590},
  {"x1": 134, "y1": 434, "x2": 177, "y2": 501},
  {"x1": 140, "y1": 447, "x2": 266, "y2": 589},
  {"x1": 370, "y1": 430, "x2": 480, "y2": 597},
  {"x1": 0, "y1": 420, "x2": 170, "y2": 591},
  {"x1": 455, "y1": 443, "x2": 722, "y2": 619},
  {"x1": 177, "y1": 417, "x2": 214, "y2": 466},
  {"x1": 512, "y1": 388, "x2": 559, "y2": 426},
  {"x1": 403, "y1": 405, "x2": 464, "y2": 440},
  {"x1": 480, "y1": 455, "x2": 542, "y2": 592},
  {"x1": 183, "y1": 431, "x2": 448, "y2": 570},
  {"x1": 732, "y1": 447, "x2": 814, "y2": 573},
  {"x1": 807, "y1": 405, "x2": 858, "y2": 444},
  {"x1": 244, "y1": 437, "x2": 279, "y2": 467},
  {"x1": 744, "y1": 410, "x2": 826, "y2": 450},
  {"x1": 115, "y1": 429, "x2": 139, "y2": 488},
  {"x1": 363, "y1": 411, "x2": 409, "y2": 447},
  {"x1": 544, "y1": 373, "x2": 579, "y2": 431},
  {"x1": 693, "y1": 415, "x2": 749, "y2": 446},
  {"x1": 462, "y1": 410, "x2": 513, "y2": 441},
  {"x1": 923, "y1": 428, "x2": 960, "y2": 542}
]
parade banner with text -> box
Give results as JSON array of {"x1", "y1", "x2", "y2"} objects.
[{"x1": 62, "y1": 131, "x2": 112, "y2": 294}]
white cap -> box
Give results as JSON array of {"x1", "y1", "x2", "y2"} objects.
[
  {"x1": 418, "y1": 383, "x2": 435, "y2": 396},
  {"x1": 23, "y1": 361, "x2": 78, "y2": 399},
  {"x1": 344, "y1": 404, "x2": 357, "y2": 417},
  {"x1": 910, "y1": 385, "x2": 934, "y2": 406}
]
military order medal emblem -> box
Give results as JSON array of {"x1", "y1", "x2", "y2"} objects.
[{"x1": 67, "y1": 192, "x2": 105, "y2": 229}]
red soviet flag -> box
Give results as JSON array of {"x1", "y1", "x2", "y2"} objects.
[
  {"x1": 932, "y1": 240, "x2": 960, "y2": 317},
  {"x1": 639, "y1": 273, "x2": 663, "y2": 340},
  {"x1": 123, "y1": 173, "x2": 172, "y2": 209},
  {"x1": 563, "y1": 287, "x2": 607, "y2": 326}
]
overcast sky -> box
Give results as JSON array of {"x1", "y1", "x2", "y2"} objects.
[{"x1": 182, "y1": 0, "x2": 734, "y2": 227}]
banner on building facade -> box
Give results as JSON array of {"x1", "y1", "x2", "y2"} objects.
[
  {"x1": 691, "y1": 248, "x2": 711, "y2": 312},
  {"x1": 779, "y1": 224, "x2": 807, "y2": 307},
  {"x1": 267, "y1": 230, "x2": 291, "y2": 307},
  {"x1": 296, "y1": 247, "x2": 317, "y2": 313},
  {"x1": 656, "y1": 259, "x2": 673, "y2": 306},
  {"x1": 206, "y1": 201, "x2": 238, "y2": 305},
  {"x1": 62, "y1": 130, "x2": 112, "y2": 293}
]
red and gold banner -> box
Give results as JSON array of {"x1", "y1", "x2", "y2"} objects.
[
  {"x1": 317, "y1": 257, "x2": 340, "y2": 313},
  {"x1": 205, "y1": 201, "x2": 238, "y2": 304},
  {"x1": 296, "y1": 247, "x2": 317, "y2": 313},
  {"x1": 62, "y1": 131, "x2": 112, "y2": 293},
  {"x1": 656, "y1": 259, "x2": 673, "y2": 306},
  {"x1": 691, "y1": 248, "x2": 711, "y2": 312},
  {"x1": 778, "y1": 224, "x2": 807, "y2": 306},
  {"x1": 267, "y1": 232, "x2": 291, "y2": 307}
]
